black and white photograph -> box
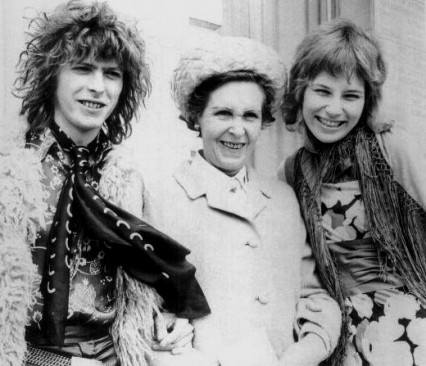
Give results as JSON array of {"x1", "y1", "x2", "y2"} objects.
[{"x1": 1, "y1": 1, "x2": 426, "y2": 365}]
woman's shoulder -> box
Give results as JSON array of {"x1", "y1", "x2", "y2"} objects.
[
  {"x1": 252, "y1": 169, "x2": 300, "y2": 208},
  {"x1": 376, "y1": 122, "x2": 426, "y2": 209},
  {"x1": 277, "y1": 149, "x2": 303, "y2": 187},
  {"x1": 376, "y1": 122, "x2": 424, "y2": 167}
]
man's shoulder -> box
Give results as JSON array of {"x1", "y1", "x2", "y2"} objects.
[
  {"x1": 0, "y1": 145, "x2": 43, "y2": 182},
  {"x1": 0, "y1": 145, "x2": 47, "y2": 234}
]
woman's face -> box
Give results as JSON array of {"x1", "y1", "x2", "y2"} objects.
[
  {"x1": 302, "y1": 71, "x2": 365, "y2": 144},
  {"x1": 198, "y1": 81, "x2": 264, "y2": 176}
]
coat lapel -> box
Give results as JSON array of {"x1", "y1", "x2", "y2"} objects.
[{"x1": 174, "y1": 153, "x2": 270, "y2": 221}]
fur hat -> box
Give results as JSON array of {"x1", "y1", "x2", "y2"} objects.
[{"x1": 171, "y1": 35, "x2": 286, "y2": 121}]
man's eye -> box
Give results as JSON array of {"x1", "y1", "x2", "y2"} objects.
[
  {"x1": 73, "y1": 65, "x2": 90, "y2": 72},
  {"x1": 105, "y1": 70, "x2": 123, "y2": 79}
]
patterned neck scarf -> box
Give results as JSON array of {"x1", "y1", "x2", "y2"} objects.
[{"x1": 43, "y1": 122, "x2": 209, "y2": 345}]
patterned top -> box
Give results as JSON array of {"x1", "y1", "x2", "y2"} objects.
[
  {"x1": 321, "y1": 180, "x2": 401, "y2": 296},
  {"x1": 26, "y1": 130, "x2": 116, "y2": 339},
  {"x1": 321, "y1": 180, "x2": 370, "y2": 243}
]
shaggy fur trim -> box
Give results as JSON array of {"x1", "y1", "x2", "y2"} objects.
[
  {"x1": 171, "y1": 35, "x2": 286, "y2": 120},
  {"x1": 100, "y1": 144, "x2": 144, "y2": 217},
  {"x1": 111, "y1": 269, "x2": 163, "y2": 366},
  {"x1": 0, "y1": 148, "x2": 46, "y2": 365},
  {"x1": 0, "y1": 227, "x2": 35, "y2": 366},
  {"x1": 367, "y1": 118, "x2": 394, "y2": 134},
  {"x1": 100, "y1": 146, "x2": 164, "y2": 365},
  {"x1": 0, "y1": 148, "x2": 47, "y2": 243}
]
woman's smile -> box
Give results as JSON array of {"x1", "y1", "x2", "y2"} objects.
[
  {"x1": 198, "y1": 81, "x2": 264, "y2": 176},
  {"x1": 220, "y1": 141, "x2": 246, "y2": 150},
  {"x1": 303, "y1": 71, "x2": 365, "y2": 144},
  {"x1": 316, "y1": 116, "x2": 345, "y2": 129}
]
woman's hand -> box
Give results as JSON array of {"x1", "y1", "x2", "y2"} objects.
[
  {"x1": 152, "y1": 312, "x2": 194, "y2": 354},
  {"x1": 149, "y1": 349, "x2": 219, "y2": 366},
  {"x1": 280, "y1": 333, "x2": 328, "y2": 366}
]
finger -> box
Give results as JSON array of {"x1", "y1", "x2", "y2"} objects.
[
  {"x1": 161, "y1": 312, "x2": 178, "y2": 330},
  {"x1": 152, "y1": 342, "x2": 173, "y2": 351},
  {"x1": 151, "y1": 334, "x2": 193, "y2": 352},
  {"x1": 170, "y1": 333, "x2": 194, "y2": 350},
  {"x1": 154, "y1": 313, "x2": 168, "y2": 341},
  {"x1": 160, "y1": 320, "x2": 193, "y2": 346},
  {"x1": 171, "y1": 344, "x2": 191, "y2": 355},
  {"x1": 305, "y1": 300, "x2": 323, "y2": 312}
]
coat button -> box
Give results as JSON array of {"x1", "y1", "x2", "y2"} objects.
[
  {"x1": 255, "y1": 295, "x2": 269, "y2": 305},
  {"x1": 245, "y1": 240, "x2": 258, "y2": 248}
]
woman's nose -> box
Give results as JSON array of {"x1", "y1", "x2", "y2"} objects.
[
  {"x1": 325, "y1": 97, "x2": 343, "y2": 117},
  {"x1": 229, "y1": 117, "x2": 245, "y2": 136}
]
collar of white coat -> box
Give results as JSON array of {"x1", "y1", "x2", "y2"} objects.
[{"x1": 173, "y1": 151, "x2": 271, "y2": 220}]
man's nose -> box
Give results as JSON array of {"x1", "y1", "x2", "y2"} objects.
[{"x1": 88, "y1": 71, "x2": 105, "y2": 94}]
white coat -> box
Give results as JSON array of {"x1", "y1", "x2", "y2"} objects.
[{"x1": 144, "y1": 152, "x2": 341, "y2": 365}]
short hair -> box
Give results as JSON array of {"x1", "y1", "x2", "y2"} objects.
[
  {"x1": 185, "y1": 70, "x2": 276, "y2": 132},
  {"x1": 282, "y1": 18, "x2": 386, "y2": 129},
  {"x1": 15, "y1": 0, "x2": 150, "y2": 144}
]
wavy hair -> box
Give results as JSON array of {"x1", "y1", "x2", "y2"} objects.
[
  {"x1": 185, "y1": 70, "x2": 276, "y2": 133},
  {"x1": 15, "y1": 0, "x2": 150, "y2": 144},
  {"x1": 282, "y1": 18, "x2": 386, "y2": 131}
]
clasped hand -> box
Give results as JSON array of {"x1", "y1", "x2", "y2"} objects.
[{"x1": 152, "y1": 312, "x2": 194, "y2": 354}]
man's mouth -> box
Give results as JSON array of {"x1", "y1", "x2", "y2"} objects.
[
  {"x1": 221, "y1": 141, "x2": 246, "y2": 150},
  {"x1": 80, "y1": 100, "x2": 105, "y2": 109},
  {"x1": 317, "y1": 117, "x2": 344, "y2": 128}
]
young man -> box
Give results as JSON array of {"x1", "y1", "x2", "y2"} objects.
[{"x1": 0, "y1": 2, "x2": 209, "y2": 365}]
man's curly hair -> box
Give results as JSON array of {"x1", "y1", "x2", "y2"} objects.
[{"x1": 15, "y1": 1, "x2": 151, "y2": 144}]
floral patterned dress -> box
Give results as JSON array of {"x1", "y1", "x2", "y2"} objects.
[{"x1": 321, "y1": 180, "x2": 426, "y2": 366}]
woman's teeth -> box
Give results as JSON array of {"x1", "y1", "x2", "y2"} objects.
[
  {"x1": 318, "y1": 117, "x2": 343, "y2": 128},
  {"x1": 222, "y1": 141, "x2": 245, "y2": 149},
  {"x1": 81, "y1": 101, "x2": 103, "y2": 109}
]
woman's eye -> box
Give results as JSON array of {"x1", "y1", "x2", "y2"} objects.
[
  {"x1": 314, "y1": 88, "x2": 330, "y2": 96},
  {"x1": 344, "y1": 93, "x2": 361, "y2": 100},
  {"x1": 244, "y1": 112, "x2": 260, "y2": 120},
  {"x1": 215, "y1": 110, "x2": 233, "y2": 118}
]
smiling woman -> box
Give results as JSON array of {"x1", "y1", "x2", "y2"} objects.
[
  {"x1": 143, "y1": 35, "x2": 342, "y2": 366},
  {"x1": 281, "y1": 18, "x2": 426, "y2": 366},
  {"x1": 197, "y1": 81, "x2": 264, "y2": 176},
  {"x1": 302, "y1": 71, "x2": 365, "y2": 144}
]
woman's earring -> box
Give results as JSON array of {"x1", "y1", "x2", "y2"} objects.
[{"x1": 194, "y1": 124, "x2": 200, "y2": 131}]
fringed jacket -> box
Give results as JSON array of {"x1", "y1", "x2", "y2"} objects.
[{"x1": 0, "y1": 139, "x2": 161, "y2": 366}]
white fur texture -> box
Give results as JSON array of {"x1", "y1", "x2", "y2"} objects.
[{"x1": 171, "y1": 35, "x2": 287, "y2": 121}]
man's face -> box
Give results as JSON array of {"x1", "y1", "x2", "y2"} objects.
[{"x1": 54, "y1": 57, "x2": 123, "y2": 145}]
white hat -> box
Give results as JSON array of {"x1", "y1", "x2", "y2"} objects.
[{"x1": 171, "y1": 35, "x2": 286, "y2": 122}]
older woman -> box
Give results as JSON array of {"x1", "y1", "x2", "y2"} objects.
[{"x1": 144, "y1": 36, "x2": 342, "y2": 366}]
